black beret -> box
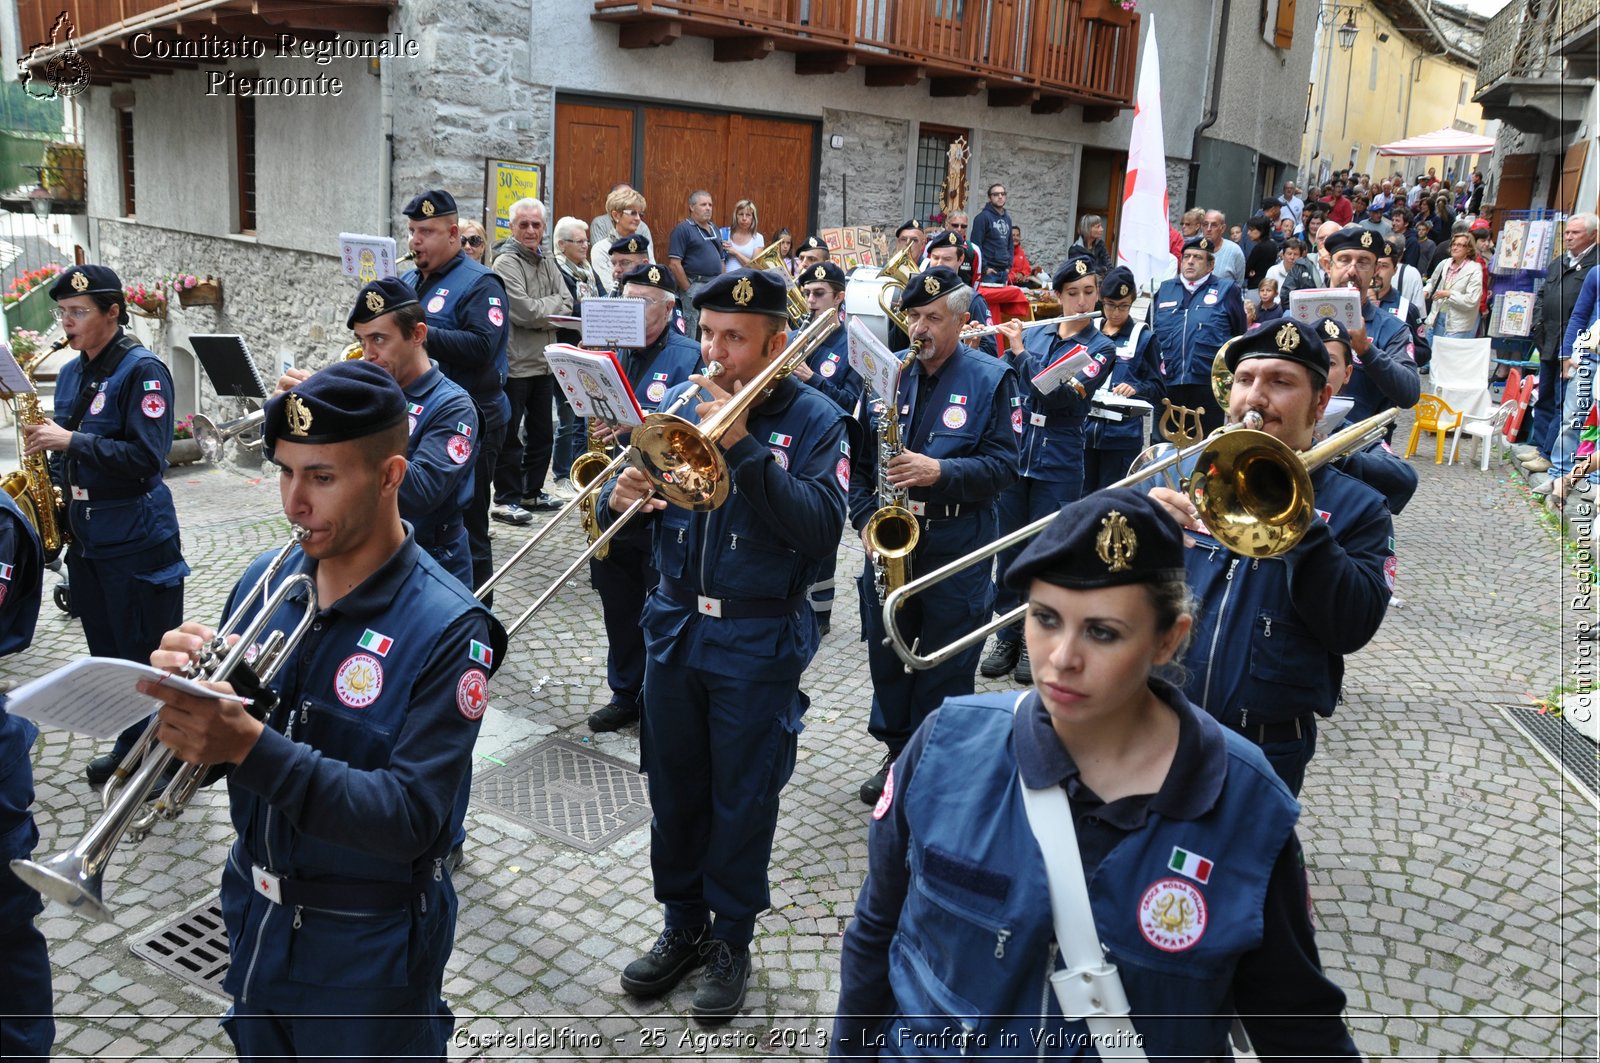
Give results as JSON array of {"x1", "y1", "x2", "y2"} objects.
[
  {"x1": 897, "y1": 267, "x2": 964, "y2": 311},
  {"x1": 798, "y1": 261, "x2": 847, "y2": 290},
  {"x1": 1323, "y1": 225, "x2": 1380, "y2": 257},
  {"x1": 1051, "y1": 255, "x2": 1099, "y2": 290},
  {"x1": 895, "y1": 219, "x2": 923, "y2": 236},
  {"x1": 1004, "y1": 488, "x2": 1186, "y2": 591},
  {"x1": 402, "y1": 189, "x2": 457, "y2": 220},
  {"x1": 691, "y1": 268, "x2": 789, "y2": 318},
  {"x1": 347, "y1": 277, "x2": 419, "y2": 329},
  {"x1": 609, "y1": 233, "x2": 651, "y2": 257},
  {"x1": 263, "y1": 360, "x2": 408, "y2": 456},
  {"x1": 1101, "y1": 266, "x2": 1137, "y2": 301},
  {"x1": 1377, "y1": 238, "x2": 1400, "y2": 262},
  {"x1": 925, "y1": 230, "x2": 966, "y2": 256},
  {"x1": 1181, "y1": 235, "x2": 1216, "y2": 255},
  {"x1": 50, "y1": 264, "x2": 122, "y2": 300},
  {"x1": 1309, "y1": 316, "x2": 1352, "y2": 352},
  {"x1": 1222, "y1": 318, "x2": 1331, "y2": 379},
  {"x1": 619, "y1": 262, "x2": 678, "y2": 295},
  {"x1": 798, "y1": 235, "x2": 827, "y2": 253}
]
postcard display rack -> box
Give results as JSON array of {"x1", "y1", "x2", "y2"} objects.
[{"x1": 1486, "y1": 210, "x2": 1562, "y2": 364}]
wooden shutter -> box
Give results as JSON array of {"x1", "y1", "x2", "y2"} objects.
[
  {"x1": 1274, "y1": 0, "x2": 1296, "y2": 49},
  {"x1": 554, "y1": 101, "x2": 635, "y2": 228},
  {"x1": 1557, "y1": 141, "x2": 1589, "y2": 215},
  {"x1": 724, "y1": 115, "x2": 815, "y2": 248}
]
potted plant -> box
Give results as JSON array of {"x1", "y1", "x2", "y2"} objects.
[
  {"x1": 1082, "y1": 0, "x2": 1135, "y2": 22},
  {"x1": 168, "y1": 414, "x2": 203, "y2": 465},
  {"x1": 172, "y1": 273, "x2": 223, "y2": 307},
  {"x1": 125, "y1": 281, "x2": 167, "y2": 319},
  {"x1": 3, "y1": 264, "x2": 63, "y2": 334},
  {"x1": 9, "y1": 328, "x2": 43, "y2": 366}
]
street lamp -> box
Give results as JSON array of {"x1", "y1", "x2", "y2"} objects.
[
  {"x1": 1337, "y1": 15, "x2": 1359, "y2": 50},
  {"x1": 1309, "y1": 3, "x2": 1363, "y2": 179}
]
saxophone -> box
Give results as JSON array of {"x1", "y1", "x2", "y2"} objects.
[
  {"x1": 2, "y1": 338, "x2": 69, "y2": 561},
  {"x1": 570, "y1": 419, "x2": 616, "y2": 561},
  {"x1": 863, "y1": 339, "x2": 923, "y2": 606}
]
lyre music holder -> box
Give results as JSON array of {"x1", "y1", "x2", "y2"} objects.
[{"x1": 190, "y1": 334, "x2": 268, "y2": 408}]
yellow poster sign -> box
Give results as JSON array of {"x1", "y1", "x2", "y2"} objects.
[{"x1": 485, "y1": 159, "x2": 546, "y2": 244}]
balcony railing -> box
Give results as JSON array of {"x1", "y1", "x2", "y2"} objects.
[
  {"x1": 592, "y1": 0, "x2": 1139, "y2": 110},
  {"x1": 1476, "y1": 0, "x2": 1563, "y2": 93},
  {"x1": 1558, "y1": 0, "x2": 1599, "y2": 43}
]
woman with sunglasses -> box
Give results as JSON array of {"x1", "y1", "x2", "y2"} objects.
[
  {"x1": 834, "y1": 490, "x2": 1358, "y2": 1060},
  {"x1": 459, "y1": 218, "x2": 491, "y2": 264}
]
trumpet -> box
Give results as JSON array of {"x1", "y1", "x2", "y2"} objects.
[
  {"x1": 959, "y1": 312, "x2": 1101, "y2": 341},
  {"x1": 881, "y1": 409, "x2": 1401, "y2": 670},
  {"x1": 192, "y1": 342, "x2": 364, "y2": 462},
  {"x1": 10, "y1": 527, "x2": 319, "y2": 921}
]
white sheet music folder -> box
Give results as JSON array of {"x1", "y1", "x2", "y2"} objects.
[{"x1": 6, "y1": 657, "x2": 227, "y2": 739}]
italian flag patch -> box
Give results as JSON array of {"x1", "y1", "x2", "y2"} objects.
[
  {"x1": 0, "y1": 562, "x2": 11, "y2": 579},
  {"x1": 408, "y1": 402, "x2": 424, "y2": 416},
  {"x1": 143, "y1": 380, "x2": 161, "y2": 391},
  {"x1": 469, "y1": 640, "x2": 493, "y2": 667},
  {"x1": 768, "y1": 432, "x2": 792, "y2": 447},
  {"x1": 357, "y1": 629, "x2": 393, "y2": 656},
  {"x1": 1169, "y1": 846, "x2": 1213, "y2": 884},
  {"x1": 456, "y1": 422, "x2": 473, "y2": 437}
]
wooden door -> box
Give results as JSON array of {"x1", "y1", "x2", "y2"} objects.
[
  {"x1": 553, "y1": 101, "x2": 634, "y2": 227},
  {"x1": 643, "y1": 108, "x2": 729, "y2": 239},
  {"x1": 1077, "y1": 147, "x2": 1128, "y2": 254},
  {"x1": 1556, "y1": 141, "x2": 1589, "y2": 214},
  {"x1": 725, "y1": 115, "x2": 815, "y2": 249}
]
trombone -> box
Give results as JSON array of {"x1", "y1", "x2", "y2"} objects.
[
  {"x1": 881, "y1": 408, "x2": 1401, "y2": 670},
  {"x1": 10, "y1": 527, "x2": 319, "y2": 921},
  {"x1": 192, "y1": 342, "x2": 364, "y2": 462}
]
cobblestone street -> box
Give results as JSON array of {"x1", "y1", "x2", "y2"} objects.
[{"x1": 6, "y1": 427, "x2": 1598, "y2": 1061}]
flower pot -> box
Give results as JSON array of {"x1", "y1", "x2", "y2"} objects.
[
  {"x1": 9, "y1": 286, "x2": 55, "y2": 335},
  {"x1": 177, "y1": 279, "x2": 222, "y2": 307},
  {"x1": 129, "y1": 301, "x2": 167, "y2": 320},
  {"x1": 168, "y1": 437, "x2": 203, "y2": 466},
  {"x1": 1081, "y1": 0, "x2": 1133, "y2": 23}
]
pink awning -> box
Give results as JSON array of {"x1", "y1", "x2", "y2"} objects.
[{"x1": 1376, "y1": 127, "x2": 1496, "y2": 157}]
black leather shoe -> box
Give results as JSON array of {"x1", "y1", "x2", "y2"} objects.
[
  {"x1": 816, "y1": 613, "x2": 831, "y2": 638},
  {"x1": 1013, "y1": 643, "x2": 1032, "y2": 685},
  {"x1": 84, "y1": 753, "x2": 120, "y2": 787},
  {"x1": 447, "y1": 844, "x2": 465, "y2": 874},
  {"x1": 621, "y1": 925, "x2": 709, "y2": 997},
  {"x1": 858, "y1": 750, "x2": 895, "y2": 806},
  {"x1": 691, "y1": 939, "x2": 750, "y2": 1023},
  {"x1": 588, "y1": 698, "x2": 641, "y2": 732},
  {"x1": 980, "y1": 638, "x2": 1020, "y2": 678}
]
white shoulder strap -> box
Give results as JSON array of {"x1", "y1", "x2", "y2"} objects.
[
  {"x1": 1012, "y1": 693, "x2": 1148, "y2": 1059},
  {"x1": 1126, "y1": 321, "x2": 1147, "y2": 350}
]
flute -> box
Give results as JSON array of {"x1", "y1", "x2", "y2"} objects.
[{"x1": 959, "y1": 312, "x2": 1101, "y2": 340}]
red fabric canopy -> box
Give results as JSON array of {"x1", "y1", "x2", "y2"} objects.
[{"x1": 1376, "y1": 127, "x2": 1496, "y2": 157}]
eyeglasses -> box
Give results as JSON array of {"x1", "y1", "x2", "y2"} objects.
[
  {"x1": 949, "y1": 223, "x2": 968, "y2": 231},
  {"x1": 51, "y1": 307, "x2": 98, "y2": 322},
  {"x1": 619, "y1": 209, "x2": 642, "y2": 218},
  {"x1": 461, "y1": 236, "x2": 484, "y2": 248}
]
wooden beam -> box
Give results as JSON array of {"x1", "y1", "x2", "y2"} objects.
[
  {"x1": 199, "y1": 14, "x2": 339, "y2": 41},
  {"x1": 865, "y1": 64, "x2": 924, "y2": 87},
  {"x1": 713, "y1": 35, "x2": 774, "y2": 62},
  {"x1": 1031, "y1": 95, "x2": 1071, "y2": 114},
  {"x1": 929, "y1": 76, "x2": 985, "y2": 97},
  {"x1": 987, "y1": 86, "x2": 1039, "y2": 107},
  {"x1": 618, "y1": 19, "x2": 682, "y2": 48},
  {"x1": 795, "y1": 49, "x2": 854, "y2": 75},
  {"x1": 1082, "y1": 104, "x2": 1121, "y2": 123},
  {"x1": 253, "y1": 4, "x2": 393, "y2": 33}
]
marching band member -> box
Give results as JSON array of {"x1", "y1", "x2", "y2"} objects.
[
  {"x1": 833, "y1": 490, "x2": 1359, "y2": 1060},
  {"x1": 1151, "y1": 235, "x2": 1247, "y2": 434},
  {"x1": 0, "y1": 487, "x2": 51, "y2": 1060},
  {"x1": 982, "y1": 255, "x2": 1115, "y2": 686},
  {"x1": 789, "y1": 261, "x2": 865, "y2": 637},
  {"x1": 607, "y1": 233, "x2": 653, "y2": 291},
  {"x1": 599, "y1": 269, "x2": 851, "y2": 1021},
  {"x1": 1149, "y1": 319, "x2": 1394, "y2": 796},
  {"x1": 1374, "y1": 236, "x2": 1432, "y2": 372},
  {"x1": 1084, "y1": 265, "x2": 1165, "y2": 493},
  {"x1": 923, "y1": 231, "x2": 998, "y2": 357},
  {"x1": 585, "y1": 263, "x2": 702, "y2": 734},
  {"x1": 1320, "y1": 226, "x2": 1419, "y2": 428},
  {"x1": 140, "y1": 362, "x2": 506, "y2": 1060},
  {"x1": 1310, "y1": 317, "x2": 1420, "y2": 515},
  {"x1": 796, "y1": 235, "x2": 830, "y2": 269},
  {"x1": 25, "y1": 264, "x2": 189, "y2": 787},
  {"x1": 852, "y1": 267, "x2": 1019, "y2": 806}
]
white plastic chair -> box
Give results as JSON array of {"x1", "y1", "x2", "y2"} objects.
[
  {"x1": 1427, "y1": 336, "x2": 1494, "y2": 424},
  {"x1": 1451, "y1": 399, "x2": 1518, "y2": 470}
]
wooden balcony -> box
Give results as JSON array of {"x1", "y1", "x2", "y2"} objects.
[
  {"x1": 16, "y1": 0, "x2": 397, "y2": 85},
  {"x1": 591, "y1": 0, "x2": 1140, "y2": 116}
]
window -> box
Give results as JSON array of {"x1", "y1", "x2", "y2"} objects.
[
  {"x1": 913, "y1": 126, "x2": 967, "y2": 224},
  {"x1": 116, "y1": 109, "x2": 135, "y2": 217},
  {"x1": 235, "y1": 97, "x2": 257, "y2": 233},
  {"x1": 1368, "y1": 47, "x2": 1378, "y2": 91},
  {"x1": 1459, "y1": 78, "x2": 1470, "y2": 105}
]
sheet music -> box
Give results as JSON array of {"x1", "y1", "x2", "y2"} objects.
[
  {"x1": 846, "y1": 316, "x2": 901, "y2": 402},
  {"x1": 0, "y1": 344, "x2": 35, "y2": 396},
  {"x1": 545, "y1": 344, "x2": 645, "y2": 426},
  {"x1": 580, "y1": 298, "x2": 647, "y2": 349},
  {"x1": 6, "y1": 657, "x2": 228, "y2": 739}
]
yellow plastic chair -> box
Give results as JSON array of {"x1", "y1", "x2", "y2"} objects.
[{"x1": 1405, "y1": 394, "x2": 1464, "y2": 465}]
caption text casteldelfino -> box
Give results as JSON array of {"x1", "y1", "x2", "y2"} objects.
[{"x1": 128, "y1": 31, "x2": 419, "y2": 97}]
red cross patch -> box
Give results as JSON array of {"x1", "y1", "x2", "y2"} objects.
[
  {"x1": 141, "y1": 394, "x2": 167, "y2": 419},
  {"x1": 446, "y1": 434, "x2": 472, "y2": 464},
  {"x1": 457, "y1": 669, "x2": 489, "y2": 720}
]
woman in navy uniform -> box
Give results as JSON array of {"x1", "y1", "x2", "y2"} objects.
[
  {"x1": 598, "y1": 269, "x2": 851, "y2": 1022},
  {"x1": 1084, "y1": 266, "x2": 1165, "y2": 494},
  {"x1": 982, "y1": 255, "x2": 1116, "y2": 686},
  {"x1": 140, "y1": 362, "x2": 506, "y2": 1061},
  {"x1": 833, "y1": 489, "x2": 1359, "y2": 1060},
  {"x1": 0, "y1": 490, "x2": 52, "y2": 1061},
  {"x1": 789, "y1": 260, "x2": 865, "y2": 637},
  {"x1": 24, "y1": 264, "x2": 189, "y2": 784},
  {"x1": 851, "y1": 267, "x2": 1020, "y2": 805},
  {"x1": 585, "y1": 264, "x2": 703, "y2": 734},
  {"x1": 400, "y1": 189, "x2": 511, "y2": 598},
  {"x1": 1150, "y1": 319, "x2": 1394, "y2": 797}
]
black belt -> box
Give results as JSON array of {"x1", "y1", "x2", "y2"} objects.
[
  {"x1": 661, "y1": 577, "x2": 806, "y2": 619},
  {"x1": 414, "y1": 519, "x2": 464, "y2": 550},
  {"x1": 257, "y1": 863, "x2": 435, "y2": 911},
  {"x1": 1231, "y1": 713, "x2": 1314, "y2": 745},
  {"x1": 68, "y1": 477, "x2": 158, "y2": 501}
]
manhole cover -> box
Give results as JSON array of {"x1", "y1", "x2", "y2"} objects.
[
  {"x1": 471, "y1": 738, "x2": 651, "y2": 853},
  {"x1": 130, "y1": 897, "x2": 229, "y2": 999},
  {"x1": 1503, "y1": 706, "x2": 1600, "y2": 808}
]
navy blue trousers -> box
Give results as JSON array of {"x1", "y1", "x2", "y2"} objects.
[
  {"x1": 1, "y1": 719, "x2": 51, "y2": 1062},
  {"x1": 590, "y1": 541, "x2": 655, "y2": 705}
]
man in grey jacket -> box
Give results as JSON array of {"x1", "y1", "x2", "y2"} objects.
[{"x1": 491, "y1": 197, "x2": 572, "y2": 522}]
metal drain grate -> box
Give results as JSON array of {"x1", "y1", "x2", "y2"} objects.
[
  {"x1": 1503, "y1": 706, "x2": 1600, "y2": 808},
  {"x1": 131, "y1": 896, "x2": 230, "y2": 999},
  {"x1": 471, "y1": 738, "x2": 651, "y2": 853}
]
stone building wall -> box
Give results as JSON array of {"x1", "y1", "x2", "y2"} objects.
[{"x1": 977, "y1": 133, "x2": 1079, "y2": 272}]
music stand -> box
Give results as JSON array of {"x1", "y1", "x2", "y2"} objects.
[{"x1": 190, "y1": 334, "x2": 268, "y2": 406}]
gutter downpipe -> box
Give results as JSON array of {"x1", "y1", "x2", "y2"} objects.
[{"x1": 1186, "y1": 0, "x2": 1231, "y2": 210}]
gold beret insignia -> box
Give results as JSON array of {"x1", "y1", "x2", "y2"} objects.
[
  {"x1": 731, "y1": 277, "x2": 755, "y2": 306},
  {"x1": 647, "y1": 266, "x2": 661, "y2": 284},
  {"x1": 1323, "y1": 319, "x2": 1340, "y2": 338},
  {"x1": 1118, "y1": 283, "x2": 1131, "y2": 297},
  {"x1": 420, "y1": 199, "x2": 436, "y2": 218},
  {"x1": 924, "y1": 276, "x2": 942, "y2": 296},
  {"x1": 1275, "y1": 322, "x2": 1301, "y2": 352},
  {"x1": 1075, "y1": 260, "x2": 1088, "y2": 276},
  {"x1": 626, "y1": 238, "x2": 640, "y2": 253},
  {"x1": 285, "y1": 393, "x2": 314, "y2": 437},
  {"x1": 1095, "y1": 510, "x2": 1137, "y2": 573},
  {"x1": 70, "y1": 271, "x2": 89, "y2": 292},
  {"x1": 813, "y1": 265, "x2": 827, "y2": 280},
  {"x1": 365, "y1": 290, "x2": 385, "y2": 314},
  {"x1": 1359, "y1": 231, "x2": 1373, "y2": 249}
]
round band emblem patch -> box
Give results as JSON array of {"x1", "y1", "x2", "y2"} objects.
[
  {"x1": 408, "y1": 414, "x2": 419, "y2": 435},
  {"x1": 941, "y1": 405, "x2": 967, "y2": 430},
  {"x1": 488, "y1": 306, "x2": 504, "y2": 328},
  {"x1": 872, "y1": 764, "x2": 895, "y2": 820},
  {"x1": 1383, "y1": 554, "x2": 1397, "y2": 590},
  {"x1": 335, "y1": 653, "x2": 384, "y2": 709},
  {"x1": 1011, "y1": 408, "x2": 1024, "y2": 435},
  {"x1": 457, "y1": 668, "x2": 489, "y2": 720},
  {"x1": 820, "y1": 359, "x2": 838, "y2": 378},
  {"x1": 141, "y1": 394, "x2": 167, "y2": 420},
  {"x1": 89, "y1": 392, "x2": 107, "y2": 416},
  {"x1": 1137, "y1": 877, "x2": 1207, "y2": 952},
  {"x1": 446, "y1": 434, "x2": 472, "y2": 465},
  {"x1": 1083, "y1": 359, "x2": 1102, "y2": 378},
  {"x1": 770, "y1": 447, "x2": 790, "y2": 470},
  {"x1": 835, "y1": 457, "x2": 850, "y2": 490},
  {"x1": 646, "y1": 381, "x2": 667, "y2": 403},
  {"x1": 427, "y1": 294, "x2": 446, "y2": 314}
]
